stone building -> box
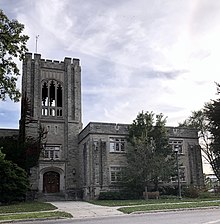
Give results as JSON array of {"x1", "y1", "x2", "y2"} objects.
[
  {"x1": 78, "y1": 122, "x2": 204, "y2": 200},
  {"x1": 0, "y1": 53, "x2": 204, "y2": 200},
  {"x1": 21, "y1": 53, "x2": 82, "y2": 199}
]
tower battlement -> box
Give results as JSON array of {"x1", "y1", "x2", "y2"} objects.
[{"x1": 24, "y1": 53, "x2": 80, "y2": 70}]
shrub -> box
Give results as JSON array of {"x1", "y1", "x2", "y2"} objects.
[
  {"x1": 182, "y1": 186, "x2": 199, "y2": 198},
  {"x1": 0, "y1": 150, "x2": 29, "y2": 204},
  {"x1": 214, "y1": 186, "x2": 220, "y2": 194},
  {"x1": 198, "y1": 191, "x2": 213, "y2": 199},
  {"x1": 158, "y1": 186, "x2": 178, "y2": 196},
  {"x1": 98, "y1": 191, "x2": 140, "y2": 200}
]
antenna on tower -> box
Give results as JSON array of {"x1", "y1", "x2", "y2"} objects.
[{"x1": 35, "y1": 35, "x2": 39, "y2": 53}]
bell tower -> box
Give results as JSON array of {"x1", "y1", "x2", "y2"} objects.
[{"x1": 21, "y1": 53, "x2": 82, "y2": 198}]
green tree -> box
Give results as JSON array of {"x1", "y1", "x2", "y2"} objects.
[
  {"x1": 125, "y1": 111, "x2": 175, "y2": 194},
  {"x1": 0, "y1": 134, "x2": 45, "y2": 174},
  {"x1": 205, "y1": 83, "x2": 220, "y2": 181},
  {"x1": 179, "y1": 83, "x2": 220, "y2": 182},
  {"x1": 0, "y1": 148, "x2": 29, "y2": 204},
  {"x1": 18, "y1": 93, "x2": 47, "y2": 172},
  {"x1": 0, "y1": 9, "x2": 29, "y2": 101},
  {"x1": 0, "y1": 94, "x2": 47, "y2": 172},
  {"x1": 178, "y1": 110, "x2": 214, "y2": 173}
]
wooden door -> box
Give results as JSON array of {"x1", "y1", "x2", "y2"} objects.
[{"x1": 43, "y1": 171, "x2": 60, "y2": 193}]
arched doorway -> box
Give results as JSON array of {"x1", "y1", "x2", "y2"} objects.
[{"x1": 43, "y1": 171, "x2": 60, "y2": 193}]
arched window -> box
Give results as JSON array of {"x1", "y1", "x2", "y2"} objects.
[{"x1": 41, "y1": 80, "x2": 63, "y2": 117}]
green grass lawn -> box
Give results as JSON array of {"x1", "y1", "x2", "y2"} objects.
[
  {"x1": 90, "y1": 198, "x2": 220, "y2": 207},
  {"x1": 0, "y1": 211, "x2": 72, "y2": 221},
  {"x1": 0, "y1": 202, "x2": 72, "y2": 221},
  {"x1": 0, "y1": 202, "x2": 56, "y2": 213},
  {"x1": 90, "y1": 197, "x2": 220, "y2": 214},
  {"x1": 118, "y1": 200, "x2": 220, "y2": 214}
]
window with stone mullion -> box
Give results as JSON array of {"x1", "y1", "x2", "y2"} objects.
[
  {"x1": 41, "y1": 80, "x2": 63, "y2": 117},
  {"x1": 109, "y1": 137, "x2": 126, "y2": 152},
  {"x1": 110, "y1": 167, "x2": 124, "y2": 183}
]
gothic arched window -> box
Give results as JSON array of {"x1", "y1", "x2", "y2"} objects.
[{"x1": 41, "y1": 80, "x2": 63, "y2": 117}]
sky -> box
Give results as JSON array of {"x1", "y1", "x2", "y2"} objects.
[{"x1": 1, "y1": 0, "x2": 220, "y2": 131}]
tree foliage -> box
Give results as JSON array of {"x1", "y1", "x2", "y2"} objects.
[
  {"x1": 124, "y1": 111, "x2": 176, "y2": 193},
  {"x1": 0, "y1": 9, "x2": 29, "y2": 101},
  {"x1": 205, "y1": 83, "x2": 220, "y2": 181},
  {"x1": 0, "y1": 94, "x2": 47, "y2": 172},
  {"x1": 178, "y1": 110, "x2": 213, "y2": 166},
  {"x1": 0, "y1": 131, "x2": 46, "y2": 173},
  {"x1": 179, "y1": 83, "x2": 220, "y2": 181},
  {"x1": 0, "y1": 149, "x2": 29, "y2": 204}
]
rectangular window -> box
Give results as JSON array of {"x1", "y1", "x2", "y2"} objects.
[
  {"x1": 109, "y1": 137, "x2": 126, "y2": 152},
  {"x1": 44, "y1": 146, "x2": 60, "y2": 160},
  {"x1": 93, "y1": 141, "x2": 98, "y2": 151},
  {"x1": 169, "y1": 139, "x2": 184, "y2": 154},
  {"x1": 170, "y1": 166, "x2": 186, "y2": 183},
  {"x1": 110, "y1": 166, "x2": 124, "y2": 183}
]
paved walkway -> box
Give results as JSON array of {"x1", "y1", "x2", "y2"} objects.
[{"x1": 50, "y1": 201, "x2": 123, "y2": 219}]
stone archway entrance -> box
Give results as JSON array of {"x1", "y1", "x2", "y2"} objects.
[{"x1": 43, "y1": 171, "x2": 60, "y2": 193}]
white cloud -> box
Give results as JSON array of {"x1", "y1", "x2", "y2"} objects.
[{"x1": 1, "y1": 0, "x2": 220, "y2": 129}]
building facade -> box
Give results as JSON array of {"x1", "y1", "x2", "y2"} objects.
[
  {"x1": 78, "y1": 122, "x2": 204, "y2": 200},
  {"x1": 0, "y1": 53, "x2": 204, "y2": 200},
  {"x1": 22, "y1": 53, "x2": 82, "y2": 199}
]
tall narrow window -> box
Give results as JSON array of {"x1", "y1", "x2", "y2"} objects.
[
  {"x1": 41, "y1": 80, "x2": 63, "y2": 117},
  {"x1": 57, "y1": 84, "x2": 62, "y2": 107},
  {"x1": 57, "y1": 84, "x2": 63, "y2": 116},
  {"x1": 42, "y1": 82, "x2": 48, "y2": 106},
  {"x1": 49, "y1": 81, "x2": 55, "y2": 106},
  {"x1": 54, "y1": 125, "x2": 58, "y2": 134}
]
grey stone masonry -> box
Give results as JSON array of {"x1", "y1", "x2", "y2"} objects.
[
  {"x1": 167, "y1": 126, "x2": 198, "y2": 139},
  {"x1": 0, "y1": 129, "x2": 19, "y2": 138},
  {"x1": 21, "y1": 53, "x2": 82, "y2": 199},
  {"x1": 78, "y1": 122, "x2": 204, "y2": 200},
  {"x1": 78, "y1": 122, "x2": 129, "y2": 142}
]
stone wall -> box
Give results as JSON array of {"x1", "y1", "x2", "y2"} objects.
[
  {"x1": 0, "y1": 129, "x2": 19, "y2": 137},
  {"x1": 167, "y1": 126, "x2": 198, "y2": 139},
  {"x1": 21, "y1": 53, "x2": 82, "y2": 199},
  {"x1": 79, "y1": 122, "x2": 204, "y2": 199}
]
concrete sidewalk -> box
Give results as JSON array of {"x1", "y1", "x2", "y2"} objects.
[{"x1": 50, "y1": 201, "x2": 123, "y2": 219}]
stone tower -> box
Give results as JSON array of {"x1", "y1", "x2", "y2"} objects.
[{"x1": 21, "y1": 53, "x2": 82, "y2": 199}]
